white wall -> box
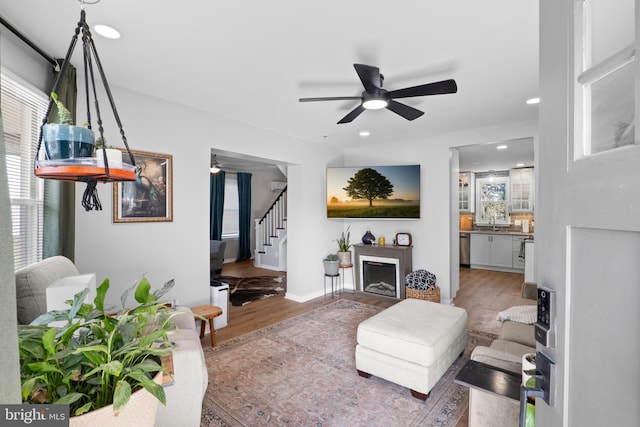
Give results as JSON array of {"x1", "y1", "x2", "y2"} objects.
[
  {"x1": 343, "y1": 121, "x2": 537, "y2": 302},
  {"x1": 74, "y1": 86, "x2": 342, "y2": 307}
]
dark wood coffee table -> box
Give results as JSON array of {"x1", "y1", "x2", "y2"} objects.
[{"x1": 454, "y1": 359, "x2": 521, "y2": 401}]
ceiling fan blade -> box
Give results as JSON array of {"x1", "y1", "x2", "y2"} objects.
[
  {"x1": 385, "y1": 100, "x2": 424, "y2": 121},
  {"x1": 299, "y1": 96, "x2": 362, "y2": 102},
  {"x1": 388, "y1": 79, "x2": 457, "y2": 99},
  {"x1": 337, "y1": 105, "x2": 366, "y2": 124},
  {"x1": 353, "y1": 64, "x2": 382, "y2": 92}
]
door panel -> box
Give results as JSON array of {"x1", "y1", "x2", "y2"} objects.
[{"x1": 567, "y1": 228, "x2": 640, "y2": 426}]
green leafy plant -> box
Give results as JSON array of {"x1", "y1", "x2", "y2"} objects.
[
  {"x1": 336, "y1": 226, "x2": 351, "y2": 252},
  {"x1": 18, "y1": 276, "x2": 176, "y2": 417},
  {"x1": 50, "y1": 92, "x2": 74, "y2": 125},
  {"x1": 94, "y1": 137, "x2": 116, "y2": 150},
  {"x1": 324, "y1": 253, "x2": 340, "y2": 262}
]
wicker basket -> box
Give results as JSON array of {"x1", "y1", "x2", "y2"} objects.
[{"x1": 406, "y1": 286, "x2": 440, "y2": 303}]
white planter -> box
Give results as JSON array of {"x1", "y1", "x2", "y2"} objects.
[
  {"x1": 323, "y1": 260, "x2": 340, "y2": 276},
  {"x1": 96, "y1": 148, "x2": 123, "y2": 168},
  {"x1": 337, "y1": 251, "x2": 352, "y2": 267},
  {"x1": 69, "y1": 371, "x2": 162, "y2": 427}
]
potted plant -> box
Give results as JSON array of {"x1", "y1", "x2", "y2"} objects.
[
  {"x1": 336, "y1": 226, "x2": 352, "y2": 266},
  {"x1": 94, "y1": 137, "x2": 123, "y2": 168},
  {"x1": 42, "y1": 92, "x2": 95, "y2": 160},
  {"x1": 18, "y1": 276, "x2": 176, "y2": 426},
  {"x1": 323, "y1": 253, "x2": 341, "y2": 276}
]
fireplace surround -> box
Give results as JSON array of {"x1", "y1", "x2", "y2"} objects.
[{"x1": 354, "y1": 243, "x2": 413, "y2": 299}]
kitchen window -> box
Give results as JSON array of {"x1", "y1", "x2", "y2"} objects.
[{"x1": 475, "y1": 176, "x2": 510, "y2": 225}]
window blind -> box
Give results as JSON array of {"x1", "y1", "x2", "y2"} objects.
[{"x1": 1, "y1": 68, "x2": 48, "y2": 270}]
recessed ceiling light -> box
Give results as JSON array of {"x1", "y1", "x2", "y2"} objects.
[
  {"x1": 94, "y1": 24, "x2": 121, "y2": 39},
  {"x1": 516, "y1": 163, "x2": 525, "y2": 167},
  {"x1": 359, "y1": 131, "x2": 370, "y2": 137},
  {"x1": 471, "y1": 162, "x2": 480, "y2": 165},
  {"x1": 496, "y1": 145, "x2": 508, "y2": 150},
  {"x1": 526, "y1": 97, "x2": 540, "y2": 105}
]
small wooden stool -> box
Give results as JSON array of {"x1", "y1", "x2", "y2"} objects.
[{"x1": 191, "y1": 305, "x2": 223, "y2": 346}]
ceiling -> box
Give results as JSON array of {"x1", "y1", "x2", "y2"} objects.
[
  {"x1": 0, "y1": 0, "x2": 539, "y2": 168},
  {"x1": 458, "y1": 137, "x2": 534, "y2": 173}
]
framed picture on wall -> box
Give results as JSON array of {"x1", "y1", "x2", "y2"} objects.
[{"x1": 113, "y1": 149, "x2": 173, "y2": 223}]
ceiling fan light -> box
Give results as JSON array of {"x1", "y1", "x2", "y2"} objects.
[{"x1": 362, "y1": 99, "x2": 388, "y2": 110}]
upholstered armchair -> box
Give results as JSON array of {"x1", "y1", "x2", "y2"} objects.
[{"x1": 210, "y1": 240, "x2": 227, "y2": 274}]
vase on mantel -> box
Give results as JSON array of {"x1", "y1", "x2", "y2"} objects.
[{"x1": 362, "y1": 230, "x2": 375, "y2": 245}]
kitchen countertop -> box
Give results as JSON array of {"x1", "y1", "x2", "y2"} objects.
[{"x1": 461, "y1": 230, "x2": 534, "y2": 237}]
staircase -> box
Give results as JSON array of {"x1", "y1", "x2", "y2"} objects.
[{"x1": 254, "y1": 187, "x2": 287, "y2": 271}]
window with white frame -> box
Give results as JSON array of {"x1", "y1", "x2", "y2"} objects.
[
  {"x1": 1, "y1": 69, "x2": 48, "y2": 270},
  {"x1": 475, "y1": 175, "x2": 510, "y2": 225},
  {"x1": 574, "y1": 0, "x2": 638, "y2": 158},
  {"x1": 221, "y1": 174, "x2": 239, "y2": 239}
]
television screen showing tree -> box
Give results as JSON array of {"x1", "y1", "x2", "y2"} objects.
[{"x1": 326, "y1": 165, "x2": 420, "y2": 219}]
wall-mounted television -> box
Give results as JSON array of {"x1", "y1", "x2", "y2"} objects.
[{"x1": 326, "y1": 165, "x2": 420, "y2": 219}]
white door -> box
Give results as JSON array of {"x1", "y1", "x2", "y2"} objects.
[{"x1": 538, "y1": 1, "x2": 640, "y2": 426}]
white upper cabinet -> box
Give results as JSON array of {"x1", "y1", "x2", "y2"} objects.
[
  {"x1": 510, "y1": 167, "x2": 534, "y2": 212},
  {"x1": 458, "y1": 172, "x2": 475, "y2": 212}
]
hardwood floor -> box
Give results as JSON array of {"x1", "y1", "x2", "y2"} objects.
[
  {"x1": 454, "y1": 267, "x2": 524, "y2": 335},
  {"x1": 207, "y1": 261, "x2": 524, "y2": 427},
  {"x1": 211, "y1": 260, "x2": 395, "y2": 346},
  {"x1": 212, "y1": 261, "x2": 523, "y2": 344}
]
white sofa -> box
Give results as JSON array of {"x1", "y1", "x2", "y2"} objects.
[
  {"x1": 468, "y1": 282, "x2": 537, "y2": 427},
  {"x1": 14, "y1": 256, "x2": 208, "y2": 426},
  {"x1": 157, "y1": 307, "x2": 208, "y2": 427}
]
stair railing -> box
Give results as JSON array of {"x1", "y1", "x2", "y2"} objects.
[{"x1": 254, "y1": 187, "x2": 287, "y2": 255}]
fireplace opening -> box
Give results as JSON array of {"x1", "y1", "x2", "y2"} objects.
[{"x1": 363, "y1": 261, "x2": 398, "y2": 298}]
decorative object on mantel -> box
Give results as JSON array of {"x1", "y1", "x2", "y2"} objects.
[
  {"x1": 362, "y1": 230, "x2": 375, "y2": 244},
  {"x1": 396, "y1": 232, "x2": 412, "y2": 246},
  {"x1": 34, "y1": 2, "x2": 137, "y2": 211},
  {"x1": 405, "y1": 269, "x2": 440, "y2": 303},
  {"x1": 336, "y1": 226, "x2": 352, "y2": 266}
]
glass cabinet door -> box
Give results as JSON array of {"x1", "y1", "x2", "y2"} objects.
[
  {"x1": 458, "y1": 172, "x2": 475, "y2": 212},
  {"x1": 510, "y1": 167, "x2": 534, "y2": 212}
]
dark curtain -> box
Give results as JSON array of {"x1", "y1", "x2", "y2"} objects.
[
  {"x1": 209, "y1": 171, "x2": 225, "y2": 240},
  {"x1": 43, "y1": 59, "x2": 76, "y2": 260},
  {"x1": 236, "y1": 172, "x2": 252, "y2": 261}
]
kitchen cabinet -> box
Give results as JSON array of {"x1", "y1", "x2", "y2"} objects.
[
  {"x1": 458, "y1": 172, "x2": 475, "y2": 212},
  {"x1": 510, "y1": 167, "x2": 534, "y2": 212},
  {"x1": 470, "y1": 233, "x2": 513, "y2": 269}
]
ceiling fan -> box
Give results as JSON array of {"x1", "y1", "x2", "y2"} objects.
[{"x1": 299, "y1": 63, "x2": 458, "y2": 124}]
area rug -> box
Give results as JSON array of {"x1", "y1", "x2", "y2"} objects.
[
  {"x1": 200, "y1": 299, "x2": 495, "y2": 427},
  {"x1": 215, "y1": 275, "x2": 286, "y2": 306}
]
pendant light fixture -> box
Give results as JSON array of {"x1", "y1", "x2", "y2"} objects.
[
  {"x1": 34, "y1": 0, "x2": 137, "y2": 211},
  {"x1": 210, "y1": 153, "x2": 221, "y2": 174}
]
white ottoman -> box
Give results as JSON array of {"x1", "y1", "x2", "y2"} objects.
[{"x1": 356, "y1": 298, "x2": 468, "y2": 400}]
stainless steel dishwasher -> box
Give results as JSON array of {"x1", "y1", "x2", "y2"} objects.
[{"x1": 460, "y1": 232, "x2": 470, "y2": 266}]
